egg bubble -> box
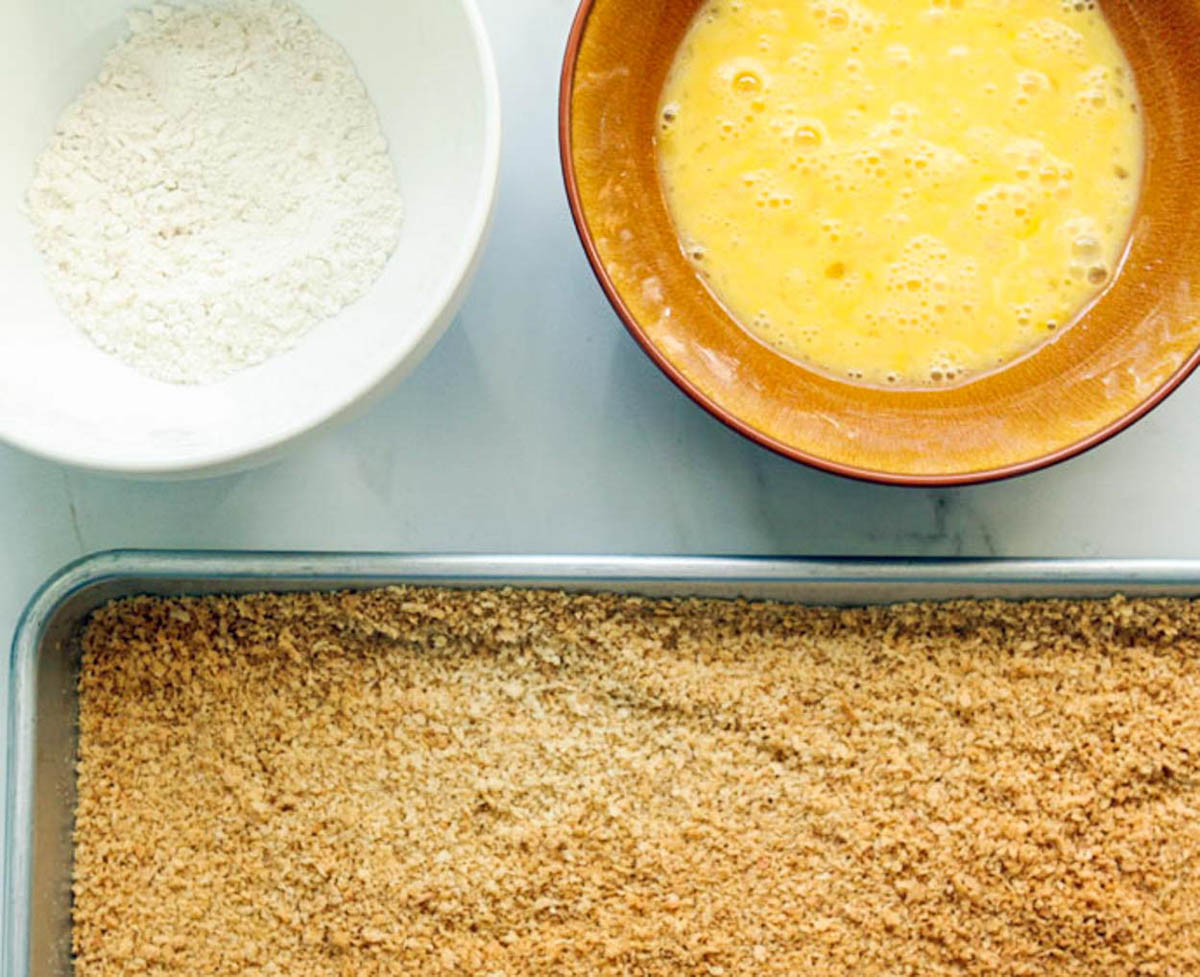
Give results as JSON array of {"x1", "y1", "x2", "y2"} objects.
[
  {"x1": 1017, "y1": 70, "x2": 1050, "y2": 95},
  {"x1": 1016, "y1": 17, "x2": 1087, "y2": 66},
  {"x1": 793, "y1": 121, "x2": 824, "y2": 147},
  {"x1": 972, "y1": 182, "x2": 1035, "y2": 231},
  {"x1": 809, "y1": 0, "x2": 882, "y2": 38},
  {"x1": 1072, "y1": 234, "x2": 1101, "y2": 259},
  {"x1": 1071, "y1": 71, "x2": 1113, "y2": 117},
  {"x1": 927, "y1": 358, "x2": 962, "y2": 384},
  {"x1": 721, "y1": 57, "x2": 770, "y2": 97}
]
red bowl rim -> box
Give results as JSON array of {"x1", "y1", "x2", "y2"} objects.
[{"x1": 556, "y1": 0, "x2": 1200, "y2": 487}]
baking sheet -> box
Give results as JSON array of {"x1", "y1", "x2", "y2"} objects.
[{"x1": 9, "y1": 550, "x2": 1200, "y2": 977}]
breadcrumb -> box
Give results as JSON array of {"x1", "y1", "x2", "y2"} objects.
[{"x1": 74, "y1": 588, "x2": 1200, "y2": 976}]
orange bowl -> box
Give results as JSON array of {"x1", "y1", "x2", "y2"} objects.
[{"x1": 559, "y1": 0, "x2": 1200, "y2": 485}]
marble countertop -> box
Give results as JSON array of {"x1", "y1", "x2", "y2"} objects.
[{"x1": 5, "y1": 0, "x2": 1200, "y2": 660}]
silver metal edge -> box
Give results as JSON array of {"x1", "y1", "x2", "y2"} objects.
[
  {"x1": 3, "y1": 551, "x2": 119, "y2": 977},
  {"x1": 10, "y1": 548, "x2": 1200, "y2": 977},
  {"x1": 14, "y1": 549, "x2": 1200, "y2": 588}
]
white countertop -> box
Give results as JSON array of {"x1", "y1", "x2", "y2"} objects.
[{"x1": 5, "y1": 0, "x2": 1200, "y2": 655}]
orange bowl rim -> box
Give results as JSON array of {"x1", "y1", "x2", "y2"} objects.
[{"x1": 557, "y1": 0, "x2": 1200, "y2": 487}]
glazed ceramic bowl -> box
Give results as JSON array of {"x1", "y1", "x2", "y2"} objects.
[
  {"x1": 560, "y1": 0, "x2": 1200, "y2": 485},
  {"x1": 0, "y1": 0, "x2": 500, "y2": 477}
]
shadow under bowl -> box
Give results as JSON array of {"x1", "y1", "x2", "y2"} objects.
[{"x1": 559, "y1": 0, "x2": 1200, "y2": 485}]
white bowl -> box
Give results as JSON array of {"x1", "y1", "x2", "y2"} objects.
[{"x1": 0, "y1": 0, "x2": 500, "y2": 477}]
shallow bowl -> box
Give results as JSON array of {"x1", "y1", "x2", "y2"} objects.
[
  {"x1": 560, "y1": 0, "x2": 1200, "y2": 484},
  {"x1": 0, "y1": 0, "x2": 500, "y2": 477}
]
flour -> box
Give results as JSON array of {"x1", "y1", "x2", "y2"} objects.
[{"x1": 27, "y1": 0, "x2": 404, "y2": 384}]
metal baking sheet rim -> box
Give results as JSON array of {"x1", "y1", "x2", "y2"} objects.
[{"x1": 9, "y1": 549, "x2": 1200, "y2": 977}]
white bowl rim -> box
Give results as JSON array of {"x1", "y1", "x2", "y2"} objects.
[{"x1": 2, "y1": 0, "x2": 503, "y2": 478}]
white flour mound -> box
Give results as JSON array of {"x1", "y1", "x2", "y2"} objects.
[{"x1": 27, "y1": 0, "x2": 404, "y2": 384}]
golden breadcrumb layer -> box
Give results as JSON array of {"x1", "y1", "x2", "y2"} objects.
[{"x1": 75, "y1": 588, "x2": 1200, "y2": 976}]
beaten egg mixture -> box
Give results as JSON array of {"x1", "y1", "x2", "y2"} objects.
[{"x1": 657, "y1": 0, "x2": 1143, "y2": 385}]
